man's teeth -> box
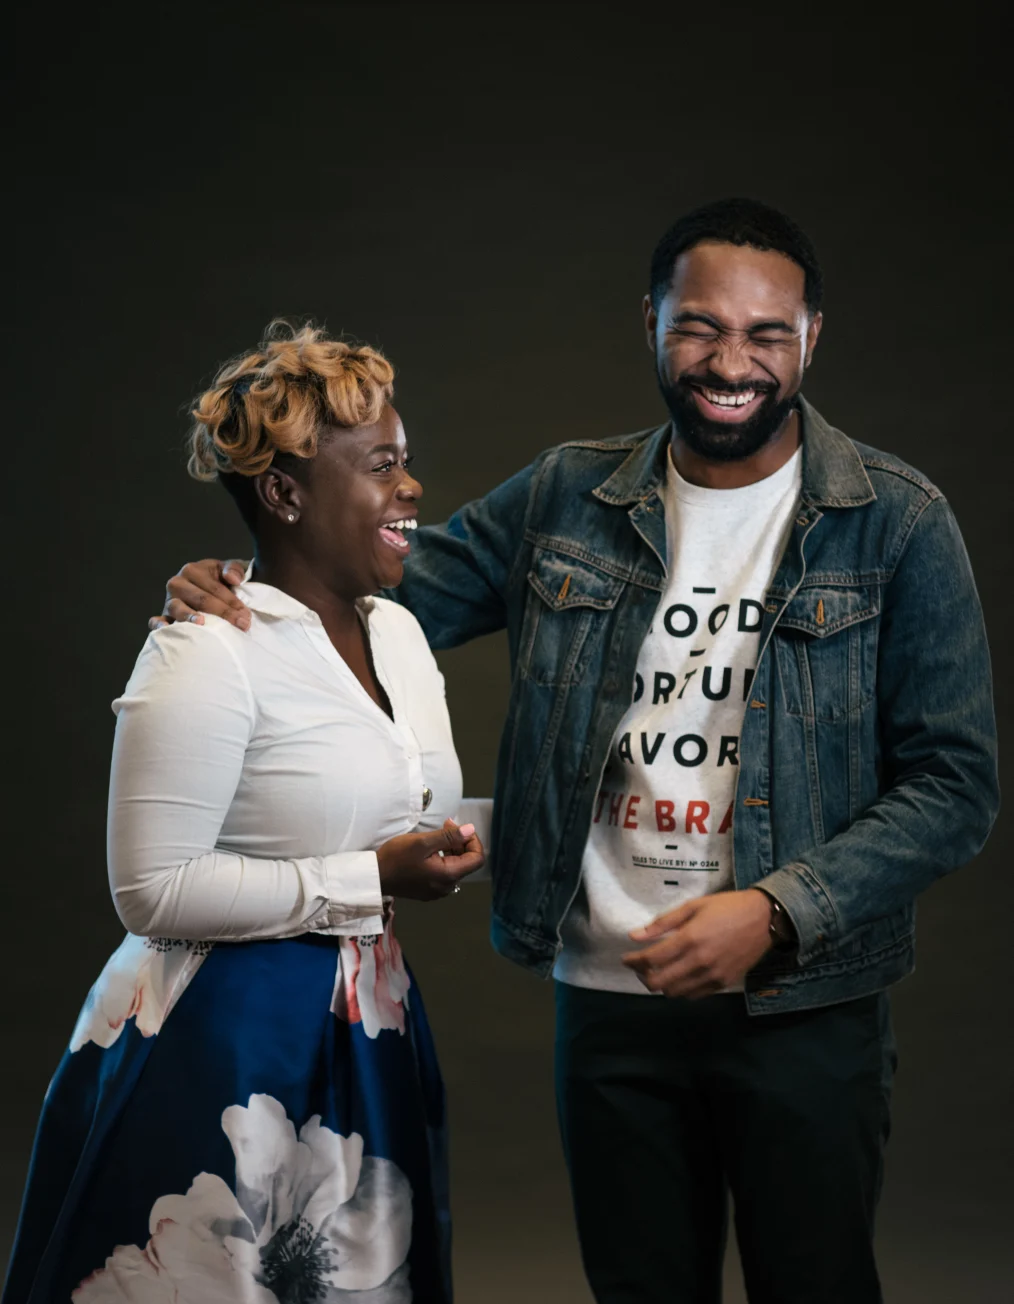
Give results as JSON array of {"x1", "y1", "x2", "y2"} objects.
[
  {"x1": 701, "y1": 387, "x2": 756, "y2": 407},
  {"x1": 381, "y1": 519, "x2": 418, "y2": 530}
]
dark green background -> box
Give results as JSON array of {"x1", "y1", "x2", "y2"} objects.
[{"x1": 6, "y1": 4, "x2": 1010, "y2": 1299}]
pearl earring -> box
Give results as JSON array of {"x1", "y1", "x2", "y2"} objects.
[{"x1": 287, "y1": 514, "x2": 295, "y2": 522}]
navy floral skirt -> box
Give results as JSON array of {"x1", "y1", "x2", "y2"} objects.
[{"x1": 3, "y1": 922, "x2": 450, "y2": 1303}]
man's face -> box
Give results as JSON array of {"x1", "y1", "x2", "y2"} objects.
[{"x1": 644, "y1": 240, "x2": 822, "y2": 461}]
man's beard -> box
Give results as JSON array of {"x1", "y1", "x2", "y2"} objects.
[{"x1": 658, "y1": 369, "x2": 795, "y2": 463}]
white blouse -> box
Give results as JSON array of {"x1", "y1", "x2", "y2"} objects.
[{"x1": 107, "y1": 578, "x2": 465, "y2": 941}]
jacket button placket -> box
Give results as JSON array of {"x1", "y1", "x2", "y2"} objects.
[{"x1": 736, "y1": 657, "x2": 774, "y2": 887}]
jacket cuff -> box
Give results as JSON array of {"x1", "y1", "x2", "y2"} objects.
[
  {"x1": 321, "y1": 851, "x2": 385, "y2": 934},
  {"x1": 753, "y1": 862, "x2": 839, "y2": 964}
]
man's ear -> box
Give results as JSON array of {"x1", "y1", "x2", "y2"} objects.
[
  {"x1": 643, "y1": 294, "x2": 658, "y2": 354},
  {"x1": 804, "y1": 311, "x2": 823, "y2": 369},
  {"x1": 254, "y1": 468, "x2": 303, "y2": 525}
]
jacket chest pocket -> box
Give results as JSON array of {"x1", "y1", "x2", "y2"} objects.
[
  {"x1": 772, "y1": 585, "x2": 880, "y2": 721},
  {"x1": 520, "y1": 547, "x2": 624, "y2": 687}
]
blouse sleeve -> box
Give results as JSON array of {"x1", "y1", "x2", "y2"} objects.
[{"x1": 106, "y1": 622, "x2": 384, "y2": 941}]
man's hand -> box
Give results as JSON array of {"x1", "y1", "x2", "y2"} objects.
[
  {"x1": 377, "y1": 819, "x2": 485, "y2": 901},
  {"x1": 621, "y1": 889, "x2": 773, "y2": 999},
  {"x1": 148, "y1": 559, "x2": 252, "y2": 632}
]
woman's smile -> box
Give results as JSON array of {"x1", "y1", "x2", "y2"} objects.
[{"x1": 378, "y1": 514, "x2": 418, "y2": 553}]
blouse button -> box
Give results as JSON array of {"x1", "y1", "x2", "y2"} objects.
[{"x1": 422, "y1": 786, "x2": 433, "y2": 811}]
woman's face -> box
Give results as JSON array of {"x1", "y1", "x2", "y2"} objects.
[{"x1": 293, "y1": 404, "x2": 423, "y2": 596}]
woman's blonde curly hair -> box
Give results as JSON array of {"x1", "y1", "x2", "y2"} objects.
[{"x1": 188, "y1": 321, "x2": 395, "y2": 482}]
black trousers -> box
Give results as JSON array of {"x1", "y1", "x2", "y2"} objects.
[{"x1": 554, "y1": 982, "x2": 896, "y2": 1304}]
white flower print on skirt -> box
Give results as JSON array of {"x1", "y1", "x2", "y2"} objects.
[
  {"x1": 73, "y1": 1095, "x2": 413, "y2": 1303},
  {"x1": 5, "y1": 932, "x2": 450, "y2": 1303}
]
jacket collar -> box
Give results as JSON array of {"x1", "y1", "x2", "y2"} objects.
[
  {"x1": 592, "y1": 396, "x2": 876, "y2": 510},
  {"x1": 795, "y1": 397, "x2": 876, "y2": 508},
  {"x1": 592, "y1": 423, "x2": 671, "y2": 506}
]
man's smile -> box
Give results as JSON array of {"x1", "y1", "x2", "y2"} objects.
[{"x1": 686, "y1": 381, "x2": 771, "y2": 424}]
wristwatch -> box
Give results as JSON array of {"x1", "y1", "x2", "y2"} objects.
[{"x1": 759, "y1": 891, "x2": 798, "y2": 952}]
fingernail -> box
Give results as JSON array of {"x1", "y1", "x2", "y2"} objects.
[
  {"x1": 459, "y1": 824, "x2": 475, "y2": 838},
  {"x1": 188, "y1": 614, "x2": 205, "y2": 624},
  {"x1": 629, "y1": 927, "x2": 647, "y2": 940},
  {"x1": 238, "y1": 614, "x2": 251, "y2": 630}
]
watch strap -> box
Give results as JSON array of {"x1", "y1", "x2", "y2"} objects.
[{"x1": 759, "y1": 891, "x2": 798, "y2": 951}]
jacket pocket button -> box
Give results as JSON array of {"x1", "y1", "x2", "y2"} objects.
[{"x1": 422, "y1": 787, "x2": 433, "y2": 810}]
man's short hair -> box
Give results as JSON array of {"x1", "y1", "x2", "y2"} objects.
[{"x1": 650, "y1": 198, "x2": 823, "y2": 315}]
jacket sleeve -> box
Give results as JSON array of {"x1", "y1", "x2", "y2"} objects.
[
  {"x1": 107, "y1": 623, "x2": 384, "y2": 940},
  {"x1": 388, "y1": 458, "x2": 539, "y2": 648},
  {"x1": 757, "y1": 495, "x2": 1000, "y2": 963}
]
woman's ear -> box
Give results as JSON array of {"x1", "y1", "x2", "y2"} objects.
[{"x1": 254, "y1": 468, "x2": 303, "y2": 525}]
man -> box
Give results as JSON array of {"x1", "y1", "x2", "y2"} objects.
[{"x1": 155, "y1": 198, "x2": 999, "y2": 1303}]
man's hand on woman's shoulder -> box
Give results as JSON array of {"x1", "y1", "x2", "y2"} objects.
[{"x1": 148, "y1": 559, "x2": 252, "y2": 632}]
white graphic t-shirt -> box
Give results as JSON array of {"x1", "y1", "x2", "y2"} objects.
[{"x1": 554, "y1": 445, "x2": 802, "y2": 993}]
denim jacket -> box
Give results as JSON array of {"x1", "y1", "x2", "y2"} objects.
[{"x1": 393, "y1": 398, "x2": 999, "y2": 1014}]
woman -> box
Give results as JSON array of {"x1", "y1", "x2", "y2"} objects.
[{"x1": 4, "y1": 323, "x2": 484, "y2": 1304}]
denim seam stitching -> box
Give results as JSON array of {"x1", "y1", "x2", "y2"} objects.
[
  {"x1": 860, "y1": 457, "x2": 944, "y2": 499},
  {"x1": 885, "y1": 492, "x2": 943, "y2": 577},
  {"x1": 522, "y1": 534, "x2": 641, "y2": 583},
  {"x1": 787, "y1": 858, "x2": 841, "y2": 939},
  {"x1": 772, "y1": 934, "x2": 913, "y2": 979}
]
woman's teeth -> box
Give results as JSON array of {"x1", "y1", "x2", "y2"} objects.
[
  {"x1": 378, "y1": 519, "x2": 417, "y2": 553},
  {"x1": 701, "y1": 387, "x2": 756, "y2": 407}
]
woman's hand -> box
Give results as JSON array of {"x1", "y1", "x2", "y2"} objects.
[
  {"x1": 377, "y1": 819, "x2": 485, "y2": 901},
  {"x1": 148, "y1": 559, "x2": 252, "y2": 632}
]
